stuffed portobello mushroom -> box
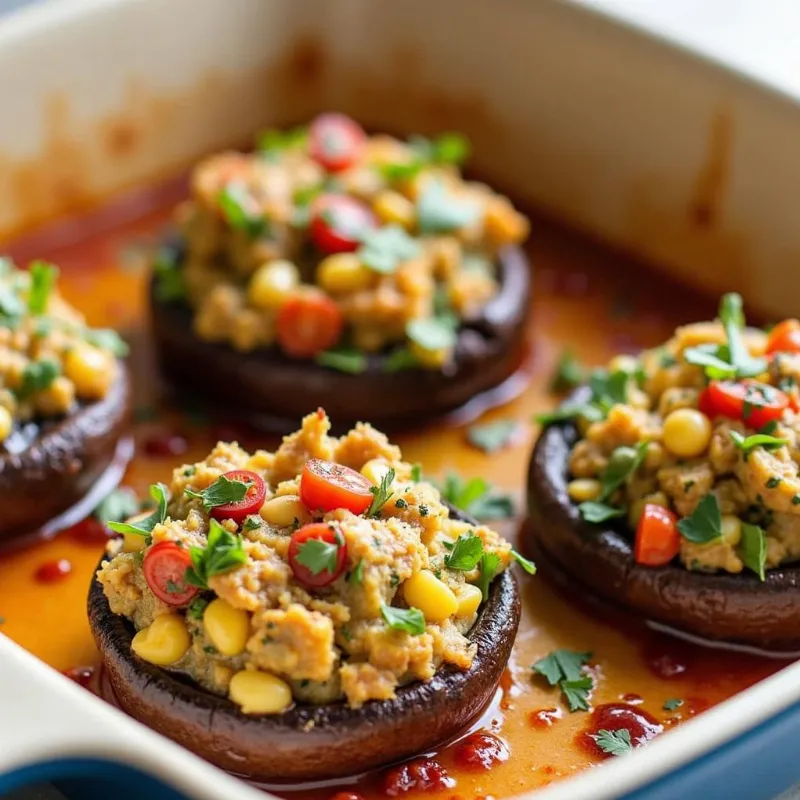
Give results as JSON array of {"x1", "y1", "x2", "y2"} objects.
[
  {"x1": 0, "y1": 258, "x2": 131, "y2": 544},
  {"x1": 528, "y1": 293, "x2": 800, "y2": 650},
  {"x1": 90, "y1": 409, "x2": 524, "y2": 780},
  {"x1": 151, "y1": 113, "x2": 532, "y2": 430}
]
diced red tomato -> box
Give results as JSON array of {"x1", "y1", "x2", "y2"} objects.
[
  {"x1": 142, "y1": 542, "x2": 198, "y2": 606},
  {"x1": 210, "y1": 470, "x2": 267, "y2": 524},
  {"x1": 288, "y1": 522, "x2": 348, "y2": 588},
  {"x1": 299, "y1": 458, "x2": 373, "y2": 514},
  {"x1": 766, "y1": 319, "x2": 800, "y2": 355},
  {"x1": 309, "y1": 194, "x2": 375, "y2": 254},
  {"x1": 698, "y1": 379, "x2": 789, "y2": 429},
  {"x1": 309, "y1": 113, "x2": 366, "y2": 172},
  {"x1": 634, "y1": 505, "x2": 680, "y2": 567},
  {"x1": 276, "y1": 293, "x2": 344, "y2": 358}
]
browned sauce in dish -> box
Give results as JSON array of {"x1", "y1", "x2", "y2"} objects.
[{"x1": 0, "y1": 171, "x2": 790, "y2": 799}]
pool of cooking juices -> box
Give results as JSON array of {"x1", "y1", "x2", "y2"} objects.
[{"x1": 0, "y1": 120, "x2": 792, "y2": 800}]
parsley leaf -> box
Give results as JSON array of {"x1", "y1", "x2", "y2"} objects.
[
  {"x1": 406, "y1": 316, "x2": 457, "y2": 353},
  {"x1": 663, "y1": 698, "x2": 684, "y2": 711},
  {"x1": 381, "y1": 603, "x2": 425, "y2": 635},
  {"x1": 218, "y1": 184, "x2": 269, "y2": 239},
  {"x1": 411, "y1": 464, "x2": 423, "y2": 483},
  {"x1": 315, "y1": 347, "x2": 368, "y2": 374},
  {"x1": 475, "y1": 551, "x2": 501, "y2": 600},
  {"x1": 677, "y1": 494, "x2": 722, "y2": 544},
  {"x1": 295, "y1": 534, "x2": 343, "y2": 577},
  {"x1": 445, "y1": 534, "x2": 484, "y2": 570},
  {"x1": 358, "y1": 225, "x2": 421, "y2": 274},
  {"x1": 108, "y1": 483, "x2": 169, "y2": 541},
  {"x1": 94, "y1": 487, "x2": 140, "y2": 525},
  {"x1": 684, "y1": 343, "x2": 737, "y2": 379},
  {"x1": 740, "y1": 522, "x2": 766, "y2": 581},
  {"x1": 27, "y1": 260, "x2": 59, "y2": 315},
  {"x1": 185, "y1": 475, "x2": 249, "y2": 514},
  {"x1": 440, "y1": 472, "x2": 515, "y2": 521},
  {"x1": 511, "y1": 549, "x2": 537, "y2": 574},
  {"x1": 0, "y1": 282, "x2": 24, "y2": 329},
  {"x1": 532, "y1": 650, "x2": 594, "y2": 712},
  {"x1": 591, "y1": 728, "x2": 633, "y2": 756},
  {"x1": 84, "y1": 327, "x2": 129, "y2": 357},
  {"x1": 152, "y1": 246, "x2": 187, "y2": 303},
  {"x1": 578, "y1": 442, "x2": 648, "y2": 523},
  {"x1": 577, "y1": 501, "x2": 625, "y2": 523},
  {"x1": 382, "y1": 346, "x2": 420, "y2": 373},
  {"x1": 562, "y1": 677, "x2": 594, "y2": 712},
  {"x1": 348, "y1": 559, "x2": 363, "y2": 586},
  {"x1": 550, "y1": 350, "x2": 586, "y2": 393},
  {"x1": 417, "y1": 182, "x2": 480, "y2": 234},
  {"x1": 18, "y1": 359, "x2": 60, "y2": 399},
  {"x1": 535, "y1": 402, "x2": 604, "y2": 426},
  {"x1": 256, "y1": 126, "x2": 307, "y2": 157},
  {"x1": 730, "y1": 430, "x2": 788, "y2": 456},
  {"x1": 367, "y1": 468, "x2": 395, "y2": 517},
  {"x1": 185, "y1": 519, "x2": 247, "y2": 588},
  {"x1": 467, "y1": 419, "x2": 519, "y2": 453},
  {"x1": 187, "y1": 596, "x2": 210, "y2": 621}
]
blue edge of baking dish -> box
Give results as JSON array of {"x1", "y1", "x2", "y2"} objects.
[{"x1": 2, "y1": 697, "x2": 799, "y2": 800}]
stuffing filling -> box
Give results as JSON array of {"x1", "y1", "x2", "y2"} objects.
[{"x1": 97, "y1": 410, "x2": 513, "y2": 713}]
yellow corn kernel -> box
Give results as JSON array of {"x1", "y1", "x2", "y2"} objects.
[
  {"x1": 628, "y1": 387, "x2": 651, "y2": 410},
  {"x1": 0, "y1": 405, "x2": 12, "y2": 441},
  {"x1": 122, "y1": 532, "x2": 146, "y2": 553},
  {"x1": 361, "y1": 458, "x2": 392, "y2": 486},
  {"x1": 373, "y1": 191, "x2": 415, "y2": 229},
  {"x1": 213, "y1": 664, "x2": 234, "y2": 690},
  {"x1": 260, "y1": 494, "x2": 305, "y2": 528},
  {"x1": 131, "y1": 614, "x2": 191, "y2": 666},
  {"x1": 248, "y1": 260, "x2": 299, "y2": 310},
  {"x1": 483, "y1": 197, "x2": 529, "y2": 244},
  {"x1": 316, "y1": 254, "x2": 375, "y2": 295},
  {"x1": 34, "y1": 376, "x2": 75, "y2": 416},
  {"x1": 567, "y1": 479, "x2": 601, "y2": 503},
  {"x1": 229, "y1": 669, "x2": 293, "y2": 715},
  {"x1": 409, "y1": 340, "x2": 450, "y2": 370},
  {"x1": 456, "y1": 583, "x2": 483, "y2": 618},
  {"x1": 64, "y1": 344, "x2": 114, "y2": 400},
  {"x1": 663, "y1": 408, "x2": 712, "y2": 458},
  {"x1": 203, "y1": 598, "x2": 250, "y2": 657},
  {"x1": 721, "y1": 514, "x2": 742, "y2": 546},
  {"x1": 402, "y1": 570, "x2": 458, "y2": 622},
  {"x1": 608, "y1": 355, "x2": 638, "y2": 375}
]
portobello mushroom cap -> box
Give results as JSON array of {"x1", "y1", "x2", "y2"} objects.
[
  {"x1": 0, "y1": 367, "x2": 132, "y2": 546},
  {"x1": 527, "y1": 387, "x2": 800, "y2": 650},
  {"x1": 88, "y1": 505, "x2": 521, "y2": 782},
  {"x1": 150, "y1": 242, "x2": 531, "y2": 431}
]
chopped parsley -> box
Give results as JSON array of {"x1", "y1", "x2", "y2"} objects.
[
  {"x1": 295, "y1": 531, "x2": 344, "y2": 577},
  {"x1": 152, "y1": 245, "x2": 187, "y2": 303},
  {"x1": 591, "y1": 728, "x2": 633, "y2": 756},
  {"x1": 315, "y1": 347, "x2": 368, "y2": 374},
  {"x1": 475, "y1": 552, "x2": 501, "y2": 600},
  {"x1": 218, "y1": 184, "x2": 269, "y2": 239},
  {"x1": 358, "y1": 225, "x2": 421, "y2": 274},
  {"x1": 185, "y1": 474, "x2": 249, "y2": 513},
  {"x1": 94, "y1": 487, "x2": 140, "y2": 525},
  {"x1": 578, "y1": 502, "x2": 625, "y2": 523},
  {"x1": 108, "y1": 483, "x2": 169, "y2": 542},
  {"x1": 367, "y1": 468, "x2": 395, "y2": 517},
  {"x1": 466, "y1": 419, "x2": 520, "y2": 453},
  {"x1": 395, "y1": 498, "x2": 408, "y2": 509},
  {"x1": 444, "y1": 533, "x2": 484, "y2": 571},
  {"x1": 348, "y1": 559, "x2": 363, "y2": 586},
  {"x1": 417, "y1": 181, "x2": 480, "y2": 234},
  {"x1": 18, "y1": 359, "x2": 60, "y2": 399},
  {"x1": 511, "y1": 550, "x2": 537, "y2": 575},
  {"x1": 740, "y1": 522, "x2": 766, "y2": 581},
  {"x1": 535, "y1": 368, "x2": 630, "y2": 426},
  {"x1": 84, "y1": 327, "x2": 129, "y2": 357},
  {"x1": 410, "y1": 464, "x2": 423, "y2": 483},
  {"x1": 729, "y1": 430, "x2": 788, "y2": 456},
  {"x1": 242, "y1": 515, "x2": 262, "y2": 532},
  {"x1": 439, "y1": 472, "x2": 515, "y2": 520},
  {"x1": 379, "y1": 133, "x2": 470, "y2": 181},
  {"x1": 677, "y1": 494, "x2": 722, "y2": 544},
  {"x1": 382, "y1": 346, "x2": 420, "y2": 373},
  {"x1": 578, "y1": 442, "x2": 648, "y2": 523},
  {"x1": 532, "y1": 649, "x2": 593, "y2": 712},
  {"x1": 256, "y1": 125, "x2": 307, "y2": 158},
  {"x1": 27, "y1": 260, "x2": 59, "y2": 315},
  {"x1": 550, "y1": 350, "x2": 586, "y2": 393},
  {"x1": 185, "y1": 519, "x2": 247, "y2": 589},
  {"x1": 381, "y1": 603, "x2": 425, "y2": 635},
  {"x1": 663, "y1": 698, "x2": 684, "y2": 711},
  {"x1": 406, "y1": 316, "x2": 457, "y2": 354},
  {"x1": 187, "y1": 596, "x2": 210, "y2": 621}
]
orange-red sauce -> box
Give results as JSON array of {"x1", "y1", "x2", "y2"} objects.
[{"x1": 0, "y1": 177, "x2": 791, "y2": 798}]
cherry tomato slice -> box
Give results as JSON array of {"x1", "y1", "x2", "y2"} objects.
[
  {"x1": 309, "y1": 113, "x2": 366, "y2": 173},
  {"x1": 276, "y1": 293, "x2": 344, "y2": 358},
  {"x1": 299, "y1": 458, "x2": 373, "y2": 514},
  {"x1": 310, "y1": 194, "x2": 376, "y2": 254},
  {"x1": 288, "y1": 522, "x2": 348, "y2": 588},
  {"x1": 210, "y1": 469, "x2": 267, "y2": 524},
  {"x1": 767, "y1": 319, "x2": 800, "y2": 355},
  {"x1": 143, "y1": 541, "x2": 198, "y2": 606},
  {"x1": 698, "y1": 379, "x2": 789, "y2": 429},
  {"x1": 634, "y1": 504, "x2": 680, "y2": 567}
]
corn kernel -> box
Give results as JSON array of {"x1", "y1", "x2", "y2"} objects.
[
  {"x1": 567, "y1": 479, "x2": 601, "y2": 503},
  {"x1": 229, "y1": 669, "x2": 293, "y2": 715},
  {"x1": 213, "y1": 664, "x2": 234, "y2": 690},
  {"x1": 608, "y1": 355, "x2": 638, "y2": 375},
  {"x1": 0, "y1": 405, "x2": 12, "y2": 441},
  {"x1": 316, "y1": 254, "x2": 375, "y2": 294},
  {"x1": 721, "y1": 514, "x2": 742, "y2": 546},
  {"x1": 122, "y1": 532, "x2": 147, "y2": 553},
  {"x1": 373, "y1": 191, "x2": 415, "y2": 229},
  {"x1": 402, "y1": 570, "x2": 458, "y2": 622},
  {"x1": 260, "y1": 495, "x2": 305, "y2": 528},
  {"x1": 409, "y1": 340, "x2": 450, "y2": 370},
  {"x1": 64, "y1": 344, "x2": 114, "y2": 400},
  {"x1": 131, "y1": 614, "x2": 191, "y2": 665},
  {"x1": 203, "y1": 598, "x2": 250, "y2": 656},
  {"x1": 663, "y1": 408, "x2": 712, "y2": 458},
  {"x1": 34, "y1": 376, "x2": 75, "y2": 416},
  {"x1": 456, "y1": 583, "x2": 483, "y2": 618},
  {"x1": 361, "y1": 458, "x2": 392, "y2": 486},
  {"x1": 248, "y1": 260, "x2": 299, "y2": 310},
  {"x1": 483, "y1": 197, "x2": 529, "y2": 244}
]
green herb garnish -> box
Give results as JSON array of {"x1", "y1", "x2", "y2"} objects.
[
  {"x1": 366, "y1": 468, "x2": 396, "y2": 517},
  {"x1": 382, "y1": 346, "x2": 420, "y2": 373},
  {"x1": 27, "y1": 260, "x2": 59, "y2": 315},
  {"x1": 730, "y1": 430, "x2": 788, "y2": 456},
  {"x1": 475, "y1": 551, "x2": 501, "y2": 601},
  {"x1": 677, "y1": 494, "x2": 722, "y2": 544},
  {"x1": 358, "y1": 225, "x2": 421, "y2": 274},
  {"x1": 663, "y1": 698, "x2": 684, "y2": 711},
  {"x1": 295, "y1": 531, "x2": 345, "y2": 577},
  {"x1": 578, "y1": 442, "x2": 648, "y2": 523},
  {"x1": 185, "y1": 519, "x2": 247, "y2": 589},
  {"x1": 94, "y1": 488, "x2": 140, "y2": 525},
  {"x1": 188, "y1": 597, "x2": 210, "y2": 621},
  {"x1": 256, "y1": 126, "x2": 308, "y2": 157},
  {"x1": 445, "y1": 533, "x2": 484, "y2": 571},
  {"x1": 417, "y1": 181, "x2": 480, "y2": 234},
  {"x1": 440, "y1": 472, "x2": 515, "y2": 521},
  {"x1": 18, "y1": 359, "x2": 60, "y2": 399},
  {"x1": 550, "y1": 350, "x2": 586, "y2": 393},
  {"x1": 591, "y1": 729, "x2": 633, "y2": 756},
  {"x1": 218, "y1": 184, "x2": 269, "y2": 239},
  {"x1": 185, "y1": 474, "x2": 249, "y2": 514},
  {"x1": 740, "y1": 522, "x2": 766, "y2": 581},
  {"x1": 532, "y1": 649, "x2": 593, "y2": 712},
  {"x1": 315, "y1": 347, "x2": 368, "y2": 374},
  {"x1": 348, "y1": 559, "x2": 364, "y2": 586},
  {"x1": 381, "y1": 603, "x2": 425, "y2": 635},
  {"x1": 466, "y1": 419, "x2": 519, "y2": 453},
  {"x1": 406, "y1": 316, "x2": 457, "y2": 353},
  {"x1": 152, "y1": 247, "x2": 187, "y2": 303},
  {"x1": 108, "y1": 483, "x2": 170, "y2": 542},
  {"x1": 511, "y1": 550, "x2": 537, "y2": 574},
  {"x1": 411, "y1": 464, "x2": 423, "y2": 483}
]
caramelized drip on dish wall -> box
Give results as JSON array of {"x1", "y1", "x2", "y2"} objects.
[{"x1": 0, "y1": 175, "x2": 788, "y2": 798}]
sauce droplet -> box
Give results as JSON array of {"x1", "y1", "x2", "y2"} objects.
[
  {"x1": 383, "y1": 759, "x2": 455, "y2": 796},
  {"x1": 62, "y1": 666, "x2": 94, "y2": 690},
  {"x1": 578, "y1": 703, "x2": 663, "y2": 759},
  {"x1": 35, "y1": 558, "x2": 72, "y2": 583},
  {"x1": 453, "y1": 732, "x2": 509, "y2": 771},
  {"x1": 143, "y1": 432, "x2": 188, "y2": 457}
]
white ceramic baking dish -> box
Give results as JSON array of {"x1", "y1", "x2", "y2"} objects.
[{"x1": 1, "y1": 0, "x2": 800, "y2": 797}]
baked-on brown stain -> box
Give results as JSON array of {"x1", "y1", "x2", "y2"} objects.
[
  {"x1": 0, "y1": 169, "x2": 788, "y2": 798},
  {"x1": 688, "y1": 108, "x2": 733, "y2": 229}
]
